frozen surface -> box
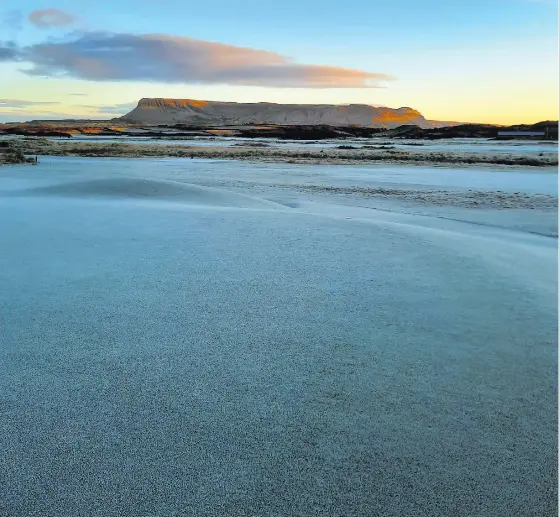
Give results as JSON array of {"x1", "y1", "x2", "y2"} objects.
[
  {"x1": 0, "y1": 157, "x2": 557, "y2": 516},
  {"x1": 6, "y1": 155, "x2": 557, "y2": 193}
]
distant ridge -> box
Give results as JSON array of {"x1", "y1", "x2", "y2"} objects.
[{"x1": 119, "y1": 98, "x2": 445, "y2": 128}]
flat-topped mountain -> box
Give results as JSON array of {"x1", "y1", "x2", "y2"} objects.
[{"x1": 119, "y1": 98, "x2": 435, "y2": 128}]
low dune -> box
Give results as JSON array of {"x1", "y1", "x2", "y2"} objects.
[{"x1": 12, "y1": 177, "x2": 284, "y2": 210}]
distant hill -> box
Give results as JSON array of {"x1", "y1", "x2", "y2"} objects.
[
  {"x1": 118, "y1": 98, "x2": 455, "y2": 129},
  {"x1": 377, "y1": 121, "x2": 558, "y2": 139}
]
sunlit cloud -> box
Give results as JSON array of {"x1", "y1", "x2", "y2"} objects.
[
  {"x1": 28, "y1": 8, "x2": 77, "y2": 29},
  {"x1": 0, "y1": 32, "x2": 394, "y2": 88}
]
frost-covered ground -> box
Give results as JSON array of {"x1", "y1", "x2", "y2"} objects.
[{"x1": 0, "y1": 157, "x2": 557, "y2": 516}]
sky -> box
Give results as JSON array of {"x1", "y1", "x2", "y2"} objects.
[{"x1": 0, "y1": 0, "x2": 557, "y2": 124}]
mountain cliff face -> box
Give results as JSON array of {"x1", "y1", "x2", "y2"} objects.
[{"x1": 119, "y1": 98, "x2": 434, "y2": 128}]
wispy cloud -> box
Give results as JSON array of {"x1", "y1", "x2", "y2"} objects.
[
  {"x1": 76, "y1": 102, "x2": 137, "y2": 114},
  {"x1": 28, "y1": 8, "x2": 77, "y2": 29},
  {"x1": 0, "y1": 32, "x2": 393, "y2": 88},
  {"x1": 0, "y1": 110, "x2": 103, "y2": 123},
  {"x1": 0, "y1": 98, "x2": 60, "y2": 107}
]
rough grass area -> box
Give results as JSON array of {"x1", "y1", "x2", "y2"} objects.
[
  {"x1": 0, "y1": 141, "x2": 36, "y2": 165},
  {"x1": 6, "y1": 138, "x2": 559, "y2": 167}
]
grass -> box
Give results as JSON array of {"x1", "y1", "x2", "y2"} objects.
[
  {"x1": 5, "y1": 139, "x2": 558, "y2": 168},
  {"x1": 0, "y1": 144, "x2": 37, "y2": 165}
]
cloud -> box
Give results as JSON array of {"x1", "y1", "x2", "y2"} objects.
[
  {"x1": 76, "y1": 101, "x2": 137, "y2": 114},
  {"x1": 28, "y1": 8, "x2": 76, "y2": 29},
  {"x1": 0, "y1": 42, "x2": 18, "y2": 60},
  {"x1": 0, "y1": 98, "x2": 60, "y2": 107},
  {"x1": 0, "y1": 31, "x2": 393, "y2": 88},
  {"x1": 0, "y1": 110, "x2": 103, "y2": 123}
]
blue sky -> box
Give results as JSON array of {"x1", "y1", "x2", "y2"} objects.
[{"x1": 0, "y1": 0, "x2": 557, "y2": 123}]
